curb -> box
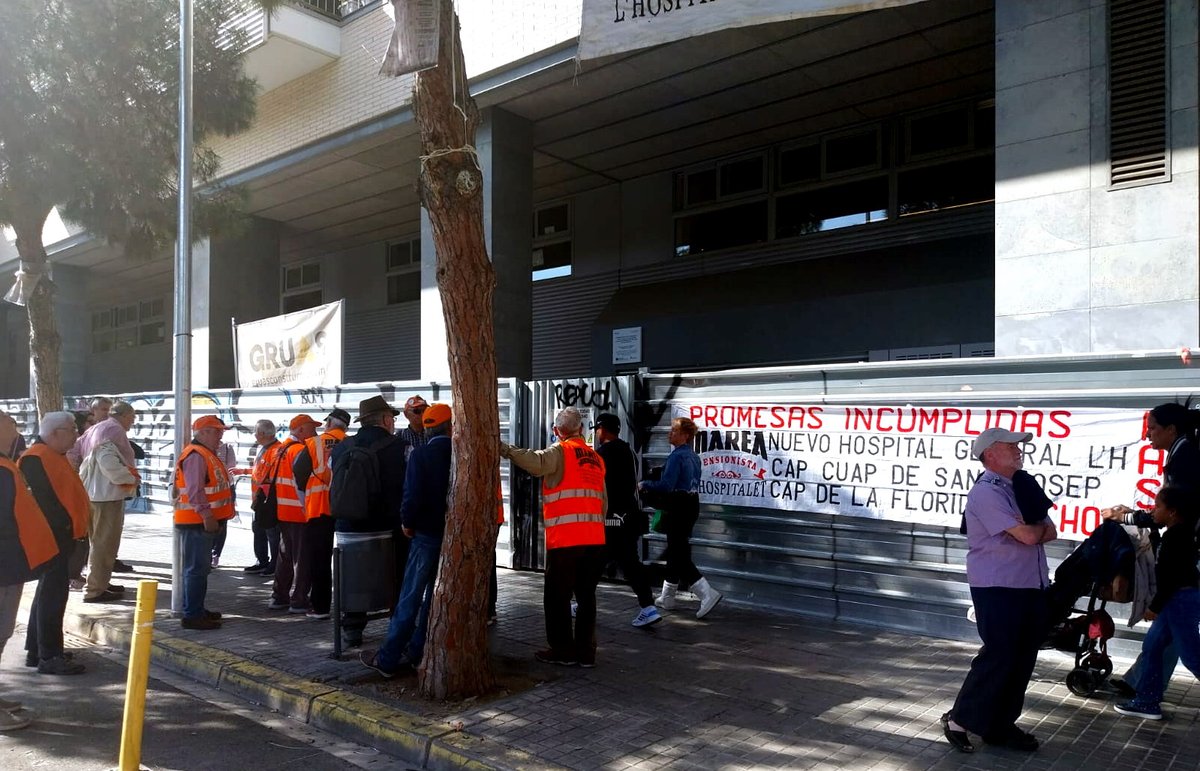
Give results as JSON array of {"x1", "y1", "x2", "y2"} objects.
[{"x1": 61, "y1": 609, "x2": 563, "y2": 771}]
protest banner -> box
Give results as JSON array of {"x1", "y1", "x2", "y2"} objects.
[{"x1": 678, "y1": 402, "x2": 1160, "y2": 540}]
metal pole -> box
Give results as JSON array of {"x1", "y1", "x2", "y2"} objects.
[{"x1": 171, "y1": 0, "x2": 194, "y2": 615}]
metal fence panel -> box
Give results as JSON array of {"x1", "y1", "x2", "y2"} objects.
[{"x1": 3, "y1": 379, "x2": 519, "y2": 567}]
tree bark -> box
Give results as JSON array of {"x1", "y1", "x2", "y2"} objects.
[
  {"x1": 12, "y1": 206, "x2": 62, "y2": 419},
  {"x1": 412, "y1": 0, "x2": 498, "y2": 700}
]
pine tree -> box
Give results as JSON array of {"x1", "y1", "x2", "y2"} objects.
[{"x1": 0, "y1": 0, "x2": 264, "y2": 416}]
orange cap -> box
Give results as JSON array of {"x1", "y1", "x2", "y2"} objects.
[
  {"x1": 289, "y1": 414, "x2": 321, "y2": 431},
  {"x1": 192, "y1": 415, "x2": 228, "y2": 432},
  {"x1": 422, "y1": 403, "x2": 452, "y2": 427}
]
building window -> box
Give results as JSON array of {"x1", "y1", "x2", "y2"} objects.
[
  {"x1": 673, "y1": 154, "x2": 768, "y2": 257},
  {"x1": 533, "y1": 201, "x2": 572, "y2": 281},
  {"x1": 1108, "y1": 0, "x2": 1169, "y2": 187},
  {"x1": 281, "y1": 261, "x2": 322, "y2": 313},
  {"x1": 91, "y1": 297, "x2": 166, "y2": 353},
  {"x1": 386, "y1": 238, "x2": 421, "y2": 304},
  {"x1": 672, "y1": 99, "x2": 994, "y2": 257},
  {"x1": 775, "y1": 178, "x2": 888, "y2": 237}
]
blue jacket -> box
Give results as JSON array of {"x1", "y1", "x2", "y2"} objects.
[{"x1": 401, "y1": 435, "x2": 451, "y2": 538}]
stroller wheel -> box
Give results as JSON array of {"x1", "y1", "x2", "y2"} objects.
[{"x1": 1067, "y1": 667, "x2": 1097, "y2": 697}]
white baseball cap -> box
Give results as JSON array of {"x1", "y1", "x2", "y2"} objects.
[{"x1": 971, "y1": 427, "x2": 1032, "y2": 460}]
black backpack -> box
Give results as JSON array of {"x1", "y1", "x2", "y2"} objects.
[{"x1": 329, "y1": 434, "x2": 397, "y2": 521}]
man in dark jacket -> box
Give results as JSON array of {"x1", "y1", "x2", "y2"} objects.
[
  {"x1": 361, "y1": 403, "x2": 452, "y2": 677},
  {"x1": 330, "y1": 395, "x2": 408, "y2": 648},
  {"x1": 595, "y1": 413, "x2": 660, "y2": 628}
]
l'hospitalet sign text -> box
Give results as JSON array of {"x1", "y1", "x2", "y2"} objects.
[
  {"x1": 678, "y1": 403, "x2": 1163, "y2": 541},
  {"x1": 579, "y1": 0, "x2": 931, "y2": 60}
]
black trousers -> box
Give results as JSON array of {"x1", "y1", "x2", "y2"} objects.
[
  {"x1": 661, "y1": 493, "x2": 702, "y2": 587},
  {"x1": 605, "y1": 525, "x2": 654, "y2": 608},
  {"x1": 544, "y1": 545, "x2": 604, "y2": 663},
  {"x1": 252, "y1": 519, "x2": 280, "y2": 567},
  {"x1": 951, "y1": 586, "x2": 1048, "y2": 738},
  {"x1": 25, "y1": 549, "x2": 70, "y2": 661},
  {"x1": 303, "y1": 516, "x2": 335, "y2": 614}
]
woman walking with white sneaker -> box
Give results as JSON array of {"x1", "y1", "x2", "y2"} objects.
[{"x1": 640, "y1": 417, "x2": 722, "y2": 619}]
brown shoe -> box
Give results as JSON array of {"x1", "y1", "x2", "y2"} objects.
[{"x1": 181, "y1": 616, "x2": 222, "y2": 630}]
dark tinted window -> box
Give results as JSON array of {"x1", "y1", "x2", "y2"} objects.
[
  {"x1": 775, "y1": 177, "x2": 888, "y2": 238},
  {"x1": 675, "y1": 200, "x2": 768, "y2": 256},
  {"x1": 898, "y1": 156, "x2": 994, "y2": 217}
]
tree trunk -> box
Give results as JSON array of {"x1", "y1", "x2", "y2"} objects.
[
  {"x1": 412, "y1": 0, "x2": 498, "y2": 700},
  {"x1": 12, "y1": 207, "x2": 62, "y2": 419}
]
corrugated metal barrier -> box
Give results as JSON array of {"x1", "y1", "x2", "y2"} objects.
[
  {"x1": 634, "y1": 351, "x2": 1198, "y2": 655},
  {"x1": 4, "y1": 351, "x2": 1196, "y2": 656}
]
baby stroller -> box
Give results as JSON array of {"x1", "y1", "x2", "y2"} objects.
[{"x1": 1044, "y1": 520, "x2": 1135, "y2": 697}]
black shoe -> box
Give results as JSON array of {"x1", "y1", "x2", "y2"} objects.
[
  {"x1": 941, "y1": 712, "x2": 974, "y2": 753},
  {"x1": 243, "y1": 563, "x2": 267, "y2": 574},
  {"x1": 1110, "y1": 678, "x2": 1137, "y2": 698},
  {"x1": 204, "y1": 610, "x2": 222, "y2": 620},
  {"x1": 359, "y1": 650, "x2": 397, "y2": 679},
  {"x1": 983, "y1": 726, "x2": 1039, "y2": 752},
  {"x1": 342, "y1": 636, "x2": 363, "y2": 648},
  {"x1": 181, "y1": 616, "x2": 222, "y2": 630},
  {"x1": 106, "y1": 584, "x2": 127, "y2": 594},
  {"x1": 82, "y1": 589, "x2": 124, "y2": 603},
  {"x1": 259, "y1": 564, "x2": 276, "y2": 577},
  {"x1": 534, "y1": 648, "x2": 578, "y2": 666},
  {"x1": 37, "y1": 656, "x2": 86, "y2": 675},
  {"x1": 112, "y1": 559, "x2": 134, "y2": 573}
]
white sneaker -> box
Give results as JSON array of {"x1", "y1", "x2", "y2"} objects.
[{"x1": 631, "y1": 606, "x2": 662, "y2": 628}]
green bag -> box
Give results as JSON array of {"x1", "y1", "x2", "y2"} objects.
[{"x1": 650, "y1": 509, "x2": 666, "y2": 533}]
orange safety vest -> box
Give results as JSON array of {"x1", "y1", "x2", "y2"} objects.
[
  {"x1": 251, "y1": 440, "x2": 285, "y2": 488},
  {"x1": 0, "y1": 454, "x2": 58, "y2": 572},
  {"x1": 303, "y1": 428, "x2": 346, "y2": 520},
  {"x1": 541, "y1": 437, "x2": 606, "y2": 550},
  {"x1": 20, "y1": 443, "x2": 90, "y2": 539},
  {"x1": 274, "y1": 439, "x2": 307, "y2": 523},
  {"x1": 173, "y1": 443, "x2": 236, "y2": 525}
]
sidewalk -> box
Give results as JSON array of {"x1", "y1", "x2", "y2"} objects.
[{"x1": 47, "y1": 512, "x2": 1200, "y2": 770}]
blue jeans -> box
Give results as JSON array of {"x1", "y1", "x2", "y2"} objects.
[
  {"x1": 178, "y1": 525, "x2": 217, "y2": 619},
  {"x1": 377, "y1": 532, "x2": 441, "y2": 670},
  {"x1": 1124, "y1": 642, "x2": 1179, "y2": 692},
  {"x1": 1134, "y1": 587, "x2": 1200, "y2": 706}
]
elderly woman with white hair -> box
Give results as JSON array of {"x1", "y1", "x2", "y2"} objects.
[{"x1": 18, "y1": 412, "x2": 90, "y2": 675}]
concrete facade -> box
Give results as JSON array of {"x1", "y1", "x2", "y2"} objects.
[
  {"x1": 994, "y1": 0, "x2": 1200, "y2": 354},
  {"x1": 1, "y1": 0, "x2": 1197, "y2": 396}
]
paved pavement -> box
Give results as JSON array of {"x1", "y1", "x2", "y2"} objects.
[{"x1": 32, "y1": 510, "x2": 1200, "y2": 770}]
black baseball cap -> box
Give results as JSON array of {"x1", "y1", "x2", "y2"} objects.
[{"x1": 594, "y1": 413, "x2": 620, "y2": 433}]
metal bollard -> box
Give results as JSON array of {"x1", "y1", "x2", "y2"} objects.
[{"x1": 118, "y1": 580, "x2": 158, "y2": 771}]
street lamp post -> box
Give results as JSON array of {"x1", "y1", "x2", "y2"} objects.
[{"x1": 171, "y1": 0, "x2": 194, "y2": 615}]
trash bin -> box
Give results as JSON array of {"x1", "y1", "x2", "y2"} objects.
[{"x1": 334, "y1": 530, "x2": 395, "y2": 613}]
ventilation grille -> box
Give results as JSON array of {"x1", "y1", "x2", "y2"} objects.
[{"x1": 1108, "y1": 0, "x2": 1169, "y2": 187}]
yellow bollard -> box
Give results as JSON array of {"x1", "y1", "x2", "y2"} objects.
[{"x1": 118, "y1": 580, "x2": 158, "y2": 771}]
